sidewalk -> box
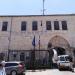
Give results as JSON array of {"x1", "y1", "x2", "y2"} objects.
[
  {"x1": 26, "y1": 68, "x2": 75, "y2": 72},
  {"x1": 26, "y1": 69, "x2": 75, "y2": 75},
  {"x1": 26, "y1": 69, "x2": 47, "y2": 72}
]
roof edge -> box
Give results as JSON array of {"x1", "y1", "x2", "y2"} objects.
[{"x1": 0, "y1": 14, "x2": 75, "y2": 17}]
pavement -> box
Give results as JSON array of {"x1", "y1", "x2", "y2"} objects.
[{"x1": 26, "y1": 68, "x2": 75, "y2": 75}]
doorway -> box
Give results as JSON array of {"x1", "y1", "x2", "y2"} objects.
[{"x1": 54, "y1": 47, "x2": 65, "y2": 55}]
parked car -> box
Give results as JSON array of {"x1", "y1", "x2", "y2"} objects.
[
  {"x1": 57, "y1": 55, "x2": 73, "y2": 71},
  {"x1": 2, "y1": 61, "x2": 25, "y2": 75}
]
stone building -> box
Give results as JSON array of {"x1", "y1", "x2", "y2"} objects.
[{"x1": 0, "y1": 14, "x2": 75, "y2": 68}]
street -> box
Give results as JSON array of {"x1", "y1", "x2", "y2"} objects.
[{"x1": 26, "y1": 69, "x2": 75, "y2": 75}]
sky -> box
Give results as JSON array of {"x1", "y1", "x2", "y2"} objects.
[{"x1": 0, "y1": 0, "x2": 75, "y2": 15}]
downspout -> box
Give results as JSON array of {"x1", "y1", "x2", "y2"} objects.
[{"x1": 8, "y1": 16, "x2": 13, "y2": 61}]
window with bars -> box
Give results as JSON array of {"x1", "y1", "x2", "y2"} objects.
[
  {"x1": 21, "y1": 21, "x2": 26, "y2": 31},
  {"x1": 54, "y1": 21, "x2": 59, "y2": 30},
  {"x1": 46, "y1": 21, "x2": 52, "y2": 30},
  {"x1": 2, "y1": 21, "x2": 8, "y2": 31},
  {"x1": 32, "y1": 21, "x2": 38, "y2": 31},
  {"x1": 62, "y1": 21, "x2": 67, "y2": 30}
]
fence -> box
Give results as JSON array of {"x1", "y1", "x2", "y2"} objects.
[{"x1": 8, "y1": 50, "x2": 56, "y2": 69}]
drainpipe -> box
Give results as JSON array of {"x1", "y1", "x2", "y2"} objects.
[{"x1": 8, "y1": 16, "x2": 13, "y2": 61}]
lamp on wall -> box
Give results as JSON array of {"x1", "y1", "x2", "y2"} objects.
[
  {"x1": 12, "y1": 51, "x2": 17, "y2": 60},
  {"x1": 48, "y1": 43, "x2": 52, "y2": 49}
]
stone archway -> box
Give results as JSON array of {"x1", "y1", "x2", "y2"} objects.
[{"x1": 48, "y1": 35, "x2": 70, "y2": 55}]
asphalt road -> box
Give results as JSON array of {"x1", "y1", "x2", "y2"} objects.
[{"x1": 26, "y1": 69, "x2": 75, "y2": 75}]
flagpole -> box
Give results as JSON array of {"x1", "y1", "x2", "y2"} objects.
[
  {"x1": 32, "y1": 35, "x2": 35, "y2": 70},
  {"x1": 34, "y1": 35, "x2": 35, "y2": 50},
  {"x1": 43, "y1": 0, "x2": 45, "y2": 15},
  {"x1": 39, "y1": 35, "x2": 40, "y2": 50},
  {"x1": 34, "y1": 36, "x2": 35, "y2": 70}
]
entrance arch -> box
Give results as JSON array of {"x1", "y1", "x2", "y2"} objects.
[
  {"x1": 48, "y1": 35, "x2": 70, "y2": 55},
  {"x1": 47, "y1": 35, "x2": 70, "y2": 68}
]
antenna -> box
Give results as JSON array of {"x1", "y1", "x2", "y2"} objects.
[{"x1": 42, "y1": 0, "x2": 45, "y2": 15}]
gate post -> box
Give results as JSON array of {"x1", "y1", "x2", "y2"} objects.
[{"x1": 48, "y1": 49, "x2": 54, "y2": 69}]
